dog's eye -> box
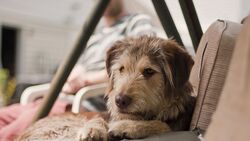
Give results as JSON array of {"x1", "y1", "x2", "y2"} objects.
[
  {"x1": 142, "y1": 68, "x2": 155, "y2": 78},
  {"x1": 119, "y1": 66, "x2": 124, "y2": 73}
]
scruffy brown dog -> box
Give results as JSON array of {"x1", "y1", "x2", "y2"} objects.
[{"x1": 17, "y1": 36, "x2": 195, "y2": 141}]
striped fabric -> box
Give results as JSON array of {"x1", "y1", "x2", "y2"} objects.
[
  {"x1": 78, "y1": 14, "x2": 158, "y2": 72},
  {"x1": 189, "y1": 20, "x2": 241, "y2": 131}
]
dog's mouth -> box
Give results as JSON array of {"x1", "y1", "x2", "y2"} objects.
[{"x1": 117, "y1": 108, "x2": 130, "y2": 114}]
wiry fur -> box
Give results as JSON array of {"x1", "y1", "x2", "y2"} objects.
[
  {"x1": 16, "y1": 36, "x2": 195, "y2": 141},
  {"x1": 105, "y1": 36, "x2": 195, "y2": 132}
]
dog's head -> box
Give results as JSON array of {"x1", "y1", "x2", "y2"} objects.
[{"x1": 105, "y1": 36, "x2": 194, "y2": 121}]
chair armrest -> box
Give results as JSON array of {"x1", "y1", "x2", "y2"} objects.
[
  {"x1": 71, "y1": 83, "x2": 107, "y2": 113},
  {"x1": 20, "y1": 83, "x2": 76, "y2": 105},
  {"x1": 20, "y1": 83, "x2": 50, "y2": 105}
]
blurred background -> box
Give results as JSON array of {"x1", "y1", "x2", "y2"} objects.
[{"x1": 0, "y1": 0, "x2": 249, "y2": 105}]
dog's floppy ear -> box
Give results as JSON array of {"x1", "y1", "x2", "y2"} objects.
[
  {"x1": 161, "y1": 40, "x2": 194, "y2": 88},
  {"x1": 106, "y1": 40, "x2": 127, "y2": 77},
  {"x1": 105, "y1": 40, "x2": 127, "y2": 98}
]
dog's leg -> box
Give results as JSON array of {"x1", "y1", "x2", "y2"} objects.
[
  {"x1": 76, "y1": 117, "x2": 109, "y2": 141},
  {"x1": 108, "y1": 120, "x2": 170, "y2": 139}
]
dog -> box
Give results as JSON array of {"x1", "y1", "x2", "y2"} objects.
[{"x1": 16, "y1": 36, "x2": 195, "y2": 141}]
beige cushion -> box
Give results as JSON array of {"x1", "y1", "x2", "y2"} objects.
[
  {"x1": 205, "y1": 17, "x2": 250, "y2": 141},
  {"x1": 189, "y1": 20, "x2": 241, "y2": 130}
]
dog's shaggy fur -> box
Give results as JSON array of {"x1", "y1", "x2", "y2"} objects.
[{"x1": 16, "y1": 36, "x2": 195, "y2": 141}]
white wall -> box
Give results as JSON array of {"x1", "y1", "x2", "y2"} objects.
[
  {"x1": 0, "y1": 0, "x2": 93, "y2": 27},
  {"x1": 194, "y1": 0, "x2": 244, "y2": 30},
  {"x1": 0, "y1": 0, "x2": 93, "y2": 83}
]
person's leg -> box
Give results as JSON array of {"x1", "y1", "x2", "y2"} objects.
[
  {"x1": 0, "y1": 105, "x2": 38, "y2": 141},
  {"x1": 0, "y1": 100, "x2": 70, "y2": 141},
  {"x1": 0, "y1": 103, "x2": 35, "y2": 129}
]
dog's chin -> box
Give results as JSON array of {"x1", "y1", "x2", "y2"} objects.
[
  {"x1": 115, "y1": 107, "x2": 151, "y2": 120},
  {"x1": 116, "y1": 107, "x2": 131, "y2": 114}
]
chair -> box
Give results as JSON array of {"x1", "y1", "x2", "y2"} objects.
[
  {"x1": 190, "y1": 20, "x2": 241, "y2": 131},
  {"x1": 205, "y1": 16, "x2": 250, "y2": 141}
]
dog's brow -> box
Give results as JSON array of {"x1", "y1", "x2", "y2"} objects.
[
  {"x1": 111, "y1": 62, "x2": 122, "y2": 71},
  {"x1": 136, "y1": 57, "x2": 161, "y2": 73}
]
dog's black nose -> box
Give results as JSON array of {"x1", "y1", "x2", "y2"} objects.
[{"x1": 115, "y1": 94, "x2": 132, "y2": 109}]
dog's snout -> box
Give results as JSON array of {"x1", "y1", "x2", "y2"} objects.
[{"x1": 115, "y1": 94, "x2": 132, "y2": 109}]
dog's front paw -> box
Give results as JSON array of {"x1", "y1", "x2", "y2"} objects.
[
  {"x1": 76, "y1": 118, "x2": 108, "y2": 141},
  {"x1": 77, "y1": 126, "x2": 108, "y2": 141},
  {"x1": 108, "y1": 120, "x2": 144, "y2": 140}
]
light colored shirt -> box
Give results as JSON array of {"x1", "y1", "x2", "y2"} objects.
[{"x1": 78, "y1": 13, "x2": 158, "y2": 72}]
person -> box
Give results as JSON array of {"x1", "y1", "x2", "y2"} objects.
[{"x1": 0, "y1": 0, "x2": 159, "y2": 140}]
